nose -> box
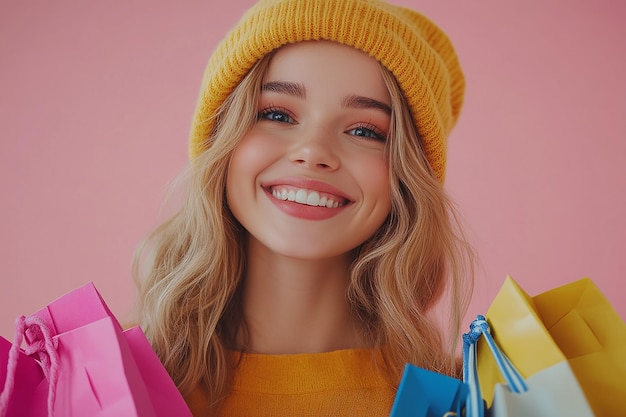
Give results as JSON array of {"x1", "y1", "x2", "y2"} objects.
[{"x1": 288, "y1": 126, "x2": 340, "y2": 170}]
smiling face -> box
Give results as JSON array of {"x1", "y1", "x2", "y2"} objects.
[{"x1": 226, "y1": 41, "x2": 392, "y2": 261}]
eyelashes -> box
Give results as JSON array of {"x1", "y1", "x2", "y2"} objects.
[
  {"x1": 256, "y1": 105, "x2": 387, "y2": 142},
  {"x1": 346, "y1": 123, "x2": 387, "y2": 142},
  {"x1": 257, "y1": 106, "x2": 295, "y2": 124}
]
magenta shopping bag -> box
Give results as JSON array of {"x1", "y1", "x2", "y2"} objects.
[
  {"x1": 0, "y1": 283, "x2": 192, "y2": 417},
  {"x1": 0, "y1": 335, "x2": 45, "y2": 416}
]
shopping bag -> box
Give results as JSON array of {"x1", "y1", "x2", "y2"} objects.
[
  {"x1": 463, "y1": 315, "x2": 595, "y2": 417},
  {"x1": 0, "y1": 282, "x2": 192, "y2": 417},
  {"x1": 0, "y1": 336, "x2": 45, "y2": 416},
  {"x1": 389, "y1": 363, "x2": 467, "y2": 417},
  {"x1": 478, "y1": 276, "x2": 626, "y2": 416}
]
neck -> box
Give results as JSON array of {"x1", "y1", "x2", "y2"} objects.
[{"x1": 237, "y1": 238, "x2": 368, "y2": 354}]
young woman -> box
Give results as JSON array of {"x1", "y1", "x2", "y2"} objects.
[{"x1": 133, "y1": 0, "x2": 474, "y2": 415}]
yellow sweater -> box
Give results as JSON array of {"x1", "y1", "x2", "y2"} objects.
[{"x1": 186, "y1": 348, "x2": 396, "y2": 417}]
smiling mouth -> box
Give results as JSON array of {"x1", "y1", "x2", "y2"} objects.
[{"x1": 269, "y1": 186, "x2": 349, "y2": 208}]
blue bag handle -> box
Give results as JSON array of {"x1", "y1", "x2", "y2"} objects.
[{"x1": 462, "y1": 315, "x2": 528, "y2": 417}]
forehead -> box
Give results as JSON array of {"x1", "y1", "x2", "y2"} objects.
[{"x1": 263, "y1": 41, "x2": 391, "y2": 105}]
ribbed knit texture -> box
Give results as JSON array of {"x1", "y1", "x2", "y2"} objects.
[
  {"x1": 185, "y1": 348, "x2": 395, "y2": 417},
  {"x1": 188, "y1": 0, "x2": 464, "y2": 183}
]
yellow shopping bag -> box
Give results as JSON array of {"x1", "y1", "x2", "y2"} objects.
[{"x1": 477, "y1": 276, "x2": 626, "y2": 417}]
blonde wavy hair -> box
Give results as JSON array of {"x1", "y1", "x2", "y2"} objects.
[{"x1": 134, "y1": 51, "x2": 474, "y2": 411}]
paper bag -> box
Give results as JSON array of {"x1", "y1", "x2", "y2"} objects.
[
  {"x1": 489, "y1": 361, "x2": 594, "y2": 417},
  {"x1": 478, "y1": 276, "x2": 626, "y2": 416},
  {"x1": 0, "y1": 336, "x2": 45, "y2": 416},
  {"x1": 464, "y1": 315, "x2": 594, "y2": 417},
  {"x1": 389, "y1": 363, "x2": 467, "y2": 417},
  {"x1": 0, "y1": 283, "x2": 192, "y2": 417}
]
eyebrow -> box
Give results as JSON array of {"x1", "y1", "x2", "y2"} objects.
[
  {"x1": 260, "y1": 80, "x2": 391, "y2": 115},
  {"x1": 261, "y1": 81, "x2": 306, "y2": 98},
  {"x1": 342, "y1": 95, "x2": 391, "y2": 115}
]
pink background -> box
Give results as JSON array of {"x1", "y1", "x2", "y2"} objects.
[{"x1": 1, "y1": 0, "x2": 624, "y2": 338}]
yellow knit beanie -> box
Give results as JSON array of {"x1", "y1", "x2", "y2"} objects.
[{"x1": 189, "y1": 0, "x2": 464, "y2": 183}]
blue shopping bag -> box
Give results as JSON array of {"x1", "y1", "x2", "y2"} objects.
[{"x1": 389, "y1": 363, "x2": 467, "y2": 417}]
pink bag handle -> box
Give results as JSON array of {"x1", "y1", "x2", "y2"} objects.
[{"x1": 0, "y1": 315, "x2": 60, "y2": 417}]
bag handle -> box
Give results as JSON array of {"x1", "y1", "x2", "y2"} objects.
[
  {"x1": 0, "y1": 315, "x2": 60, "y2": 417},
  {"x1": 462, "y1": 315, "x2": 528, "y2": 417}
]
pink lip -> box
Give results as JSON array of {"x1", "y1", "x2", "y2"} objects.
[{"x1": 262, "y1": 177, "x2": 353, "y2": 220}]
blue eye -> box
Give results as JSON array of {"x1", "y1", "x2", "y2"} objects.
[
  {"x1": 347, "y1": 124, "x2": 386, "y2": 142},
  {"x1": 257, "y1": 108, "x2": 295, "y2": 124}
]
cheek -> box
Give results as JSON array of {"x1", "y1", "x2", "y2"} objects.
[
  {"x1": 359, "y1": 156, "x2": 391, "y2": 204},
  {"x1": 228, "y1": 133, "x2": 267, "y2": 184},
  {"x1": 229, "y1": 135, "x2": 259, "y2": 172},
  {"x1": 226, "y1": 132, "x2": 278, "y2": 211},
  {"x1": 226, "y1": 137, "x2": 256, "y2": 205}
]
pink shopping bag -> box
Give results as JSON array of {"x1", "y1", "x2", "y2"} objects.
[
  {"x1": 0, "y1": 283, "x2": 192, "y2": 417},
  {"x1": 0, "y1": 336, "x2": 45, "y2": 416}
]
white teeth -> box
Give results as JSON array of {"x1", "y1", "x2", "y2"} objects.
[
  {"x1": 295, "y1": 189, "x2": 308, "y2": 204},
  {"x1": 306, "y1": 191, "x2": 320, "y2": 206},
  {"x1": 271, "y1": 187, "x2": 344, "y2": 208}
]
